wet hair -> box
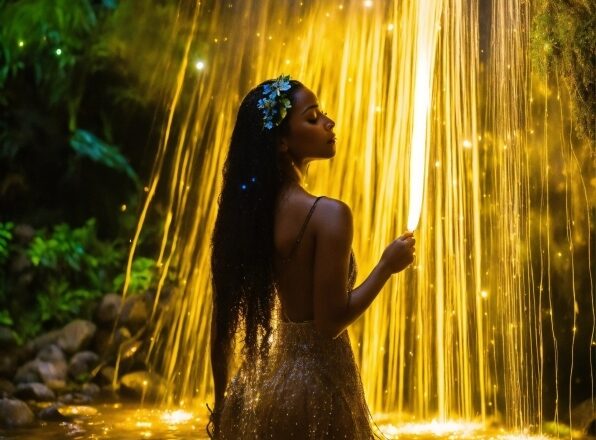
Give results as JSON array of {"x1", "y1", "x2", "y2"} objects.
[{"x1": 211, "y1": 78, "x2": 304, "y2": 361}]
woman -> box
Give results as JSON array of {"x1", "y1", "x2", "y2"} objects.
[{"x1": 209, "y1": 75, "x2": 415, "y2": 439}]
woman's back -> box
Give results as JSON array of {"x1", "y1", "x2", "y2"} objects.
[{"x1": 273, "y1": 188, "x2": 356, "y2": 323}]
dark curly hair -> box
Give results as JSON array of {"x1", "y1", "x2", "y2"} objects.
[{"x1": 211, "y1": 78, "x2": 304, "y2": 361}]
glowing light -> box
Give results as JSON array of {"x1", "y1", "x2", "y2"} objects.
[
  {"x1": 381, "y1": 420, "x2": 483, "y2": 436},
  {"x1": 161, "y1": 410, "x2": 194, "y2": 425},
  {"x1": 407, "y1": 0, "x2": 441, "y2": 231},
  {"x1": 18, "y1": 40, "x2": 24, "y2": 47},
  {"x1": 481, "y1": 290, "x2": 488, "y2": 298},
  {"x1": 55, "y1": 48, "x2": 62, "y2": 55},
  {"x1": 195, "y1": 60, "x2": 205, "y2": 70},
  {"x1": 463, "y1": 139, "x2": 472, "y2": 148},
  {"x1": 363, "y1": 0, "x2": 373, "y2": 7},
  {"x1": 120, "y1": 204, "x2": 127, "y2": 212},
  {"x1": 387, "y1": 23, "x2": 395, "y2": 31}
]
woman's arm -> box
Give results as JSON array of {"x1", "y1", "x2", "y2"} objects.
[{"x1": 312, "y1": 199, "x2": 414, "y2": 338}]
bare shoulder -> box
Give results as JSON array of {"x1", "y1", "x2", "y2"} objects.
[{"x1": 313, "y1": 196, "x2": 353, "y2": 240}]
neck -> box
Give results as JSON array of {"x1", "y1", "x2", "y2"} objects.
[{"x1": 279, "y1": 153, "x2": 307, "y2": 187}]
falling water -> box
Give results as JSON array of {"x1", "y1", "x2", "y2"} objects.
[{"x1": 119, "y1": 0, "x2": 594, "y2": 434}]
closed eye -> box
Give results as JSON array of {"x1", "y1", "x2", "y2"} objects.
[{"x1": 307, "y1": 110, "x2": 328, "y2": 124}]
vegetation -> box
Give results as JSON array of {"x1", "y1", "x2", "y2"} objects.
[
  {"x1": 531, "y1": 0, "x2": 595, "y2": 140},
  {"x1": 0, "y1": 0, "x2": 181, "y2": 342}
]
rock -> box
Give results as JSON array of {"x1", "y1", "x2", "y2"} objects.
[
  {"x1": 0, "y1": 326, "x2": 18, "y2": 348},
  {"x1": 0, "y1": 351, "x2": 18, "y2": 378},
  {"x1": 68, "y1": 351, "x2": 100, "y2": 379},
  {"x1": 38, "y1": 404, "x2": 68, "y2": 422},
  {"x1": 44, "y1": 379, "x2": 66, "y2": 391},
  {"x1": 37, "y1": 359, "x2": 68, "y2": 384},
  {"x1": 0, "y1": 398, "x2": 35, "y2": 427},
  {"x1": 94, "y1": 327, "x2": 131, "y2": 359},
  {"x1": 26, "y1": 329, "x2": 62, "y2": 355},
  {"x1": 120, "y1": 371, "x2": 166, "y2": 400},
  {"x1": 95, "y1": 293, "x2": 122, "y2": 325},
  {"x1": 120, "y1": 295, "x2": 149, "y2": 333},
  {"x1": 14, "y1": 382, "x2": 55, "y2": 401},
  {"x1": 57, "y1": 320, "x2": 96, "y2": 354},
  {"x1": 58, "y1": 392, "x2": 92, "y2": 405},
  {"x1": 81, "y1": 382, "x2": 101, "y2": 399},
  {"x1": 37, "y1": 344, "x2": 65, "y2": 362},
  {"x1": 12, "y1": 224, "x2": 35, "y2": 244},
  {"x1": 570, "y1": 399, "x2": 596, "y2": 436},
  {"x1": 13, "y1": 360, "x2": 41, "y2": 384},
  {"x1": 0, "y1": 378, "x2": 15, "y2": 396},
  {"x1": 96, "y1": 366, "x2": 115, "y2": 386}
]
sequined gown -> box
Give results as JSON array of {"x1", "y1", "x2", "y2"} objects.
[{"x1": 218, "y1": 197, "x2": 380, "y2": 439}]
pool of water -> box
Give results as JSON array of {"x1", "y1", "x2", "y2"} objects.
[{"x1": 0, "y1": 403, "x2": 561, "y2": 439}]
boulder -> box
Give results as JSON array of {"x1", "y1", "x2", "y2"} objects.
[
  {"x1": 37, "y1": 359, "x2": 68, "y2": 384},
  {"x1": 95, "y1": 293, "x2": 122, "y2": 325},
  {"x1": 57, "y1": 320, "x2": 96, "y2": 354},
  {"x1": 120, "y1": 295, "x2": 149, "y2": 333},
  {"x1": 570, "y1": 399, "x2": 596, "y2": 437},
  {"x1": 38, "y1": 404, "x2": 69, "y2": 422},
  {"x1": 37, "y1": 344, "x2": 65, "y2": 362},
  {"x1": 58, "y1": 392, "x2": 92, "y2": 405},
  {"x1": 0, "y1": 378, "x2": 15, "y2": 396},
  {"x1": 13, "y1": 360, "x2": 41, "y2": 384},
  {"x1": 81, "y1": 382, "x2": 101, "y2": 399},
  {"x1": 96, "y1": 366, "x2": 115, "y2": 386},
  {"x1": 25, "y1": 329, "x2": 62, "y2": 355},
  {"x1": 14, "y1": 382, "x2": 55, "y2": 401},
  {"x1": 68, "y1": 351, "x2": 100, "y2": 379},
  {"x1": 94, "y1": 326, "x2": 131, "y2": 359},
  {"x1": 0, "y1": 350, "x2": 18, "y2": 379},
  {"x1": 0, "y1": 326, "x2": 18, "y2": 348},
  {"x1": 0, "y1": 398, "x2": 35, "y2": 427},
  {"x1": 120, "y1": 370, "x2": 166, "y2": 400}
]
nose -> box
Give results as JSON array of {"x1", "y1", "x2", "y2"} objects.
[{"x1": 325, "y1": 117, "x2": 335, "y2": 131}]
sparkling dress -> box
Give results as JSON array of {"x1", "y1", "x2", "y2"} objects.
[{"x1": 218, "y1": 197, "x2": 381, "y2": 439}]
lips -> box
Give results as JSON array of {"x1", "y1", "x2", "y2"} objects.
[{"x1": 327, "y1": 136, "x2": 336, "y2": 144}]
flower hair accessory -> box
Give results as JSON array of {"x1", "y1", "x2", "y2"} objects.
[{"x1": 257, "y1": 75, "x2": 292, "y2": 130}]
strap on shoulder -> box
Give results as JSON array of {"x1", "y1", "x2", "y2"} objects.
[{"x1": 284, "y1": 196, "x2": 324, "y2": 261}]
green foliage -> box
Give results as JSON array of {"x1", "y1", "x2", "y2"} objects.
[
  {"x1": 70, "y1": 129, "x2": 139, "y2": 186},
  {"x1": 112, "y1": 257, "x2": 156, "y2": 295},
  {"x1": 0, "y1": 222, "x2": 14, "y2": 263},
  {"x1": 0, "y1": 309, "x2": 13, "y2": 326},
  {"x1": 531, "y1": 1, "x2": 595, "y2": 140}
]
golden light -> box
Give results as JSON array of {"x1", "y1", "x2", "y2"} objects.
[
  {"x1": 195, "y1": 60, "x2": 205, "y2": 70},
  {"x1": 363, "y1": 0, "x2": 373, "y2": 8},
  {"x1": 380, "y1": 420, "x2": 484, "y2": 436},
  {"x1": 18, "y1": 40, "x2": 24, "y2": 47},
  {"x1": 161, "y1": 410, "x2": 194, "y2": 425},
  {"x1": 406, "y1": 0, "x2": 440, "y2": 232}
]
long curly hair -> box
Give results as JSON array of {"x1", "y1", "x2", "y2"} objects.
[{"x1": 211, "y1": 78, "x2": 304, "y2": 361}]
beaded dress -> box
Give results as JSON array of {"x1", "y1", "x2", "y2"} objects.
[{"x1": 218, "y1": 197, "x2": 381, "y2": 439}]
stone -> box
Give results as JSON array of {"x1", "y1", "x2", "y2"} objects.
[
  {"x1": 36, "y1": 344, "x2": 65, "y2": 362},
  {"x1": 38, "y1": 404, "x2": 68, "y2": 421},
  {"x1": 14, "y1": 382, "x2": 55, "y2": 401},
  {"x1": 0, "y1": 326, "x2": 18, "y2": 348},
  {"x1": 26, "y1": 329, "x2": 62, "y2": 355},
  {"x1": 44, "y1": 379, "x2": 66, "y2": 391},
  {"x1": 81, "y1": 382, "x2": 101, "y2": 398},
  {"x1": 37, "y1": 359, "x2": 68, "y2": 383},
  {"x1": 57, "y1": 320, "x2": 96, "y2": 354},
  {"x1": 0, "y1": 350, "x2": 18, "y2": 378},
  {"x1": 68, "y1": 351, "x2": 100, "y2": 379},
  {"x1": 96, "y1": 366, "x2": 115, "y2": 385},
  {"x1": 0, "y1": 378, "x2": 15, "y2": 396},
  {"x1": 94, "y1": 326, "x2": 131, "y2": 359},
  {"x1": 0, "y1": 398, "x2": 35, "y2": 427},
  {"x1": 58, "y1": 392, "x2": 92, "y2": 405},
  {"x1": 13, "y1": 360, "x2": 41, "y2": 384},
  {"x1": 95, "y1": 293, "x2": 122, "y2": 325},
  {"x1": 12, "y1": 224, "x2": 35, "y2": 244},
  {"x1": 120, "y1": 371, "x2": 166, "y2": 400},
  {"x1": 570, "y1": 399, "x2": 596, "y2": 437},
  {"x1": 120, "y1": 295, "x2": 149, "y2": 333}
]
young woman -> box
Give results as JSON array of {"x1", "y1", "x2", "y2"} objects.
[{"x1": 209, "y1": 76, "x2": 415, "y2": 439}]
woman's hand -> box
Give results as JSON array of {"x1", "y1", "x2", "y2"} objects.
[{"x1": 379, "y1": 231, "x2": 415, "y2": 274}]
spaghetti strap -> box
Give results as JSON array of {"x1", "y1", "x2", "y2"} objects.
[{"x1": 282, "y1": 196, "x2": 324, "y2": 262}]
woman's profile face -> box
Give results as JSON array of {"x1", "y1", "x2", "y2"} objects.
[{"x1": 279, "y1": 87, "x2": 336, "y2": 161}]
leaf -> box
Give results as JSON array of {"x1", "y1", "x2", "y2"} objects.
[{"x1": 69, "y1": 129, "x2": 139, "y2": 186}]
